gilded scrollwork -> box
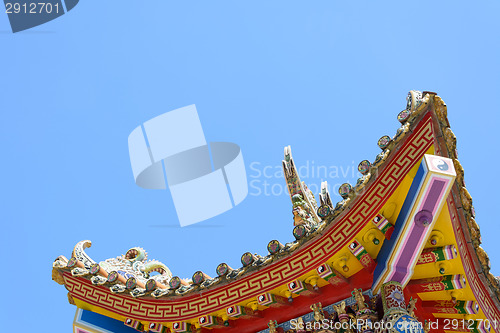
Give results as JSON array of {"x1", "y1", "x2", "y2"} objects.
[
  {"x1": 476, "y1": 246, "x2": 491, "y2": 272},
  {"x1": 467, "y1": 217, "x2": 481, "y2": 247},
  {"x1": 393, "y1": 123, "x2": 410, "y2": 144},
  {"x1": 332, "y1": 300, "x2": 346, "y2": 314},
  {"x1": 460, "y1": 187, "x2": 472, "y2": 211},
  {"x1": 453, "y1": 158, "x2": 464, "y2": 186},
  {"x1": 434, "y1": 95, "x2": 449, "y2": 127},
  {"x1": 486, "y1": 272, "x2": 500, "y2": 294},
  {"x1": 444, "y1": 127, "x2": 457, "y2": 157},
  {"x1": 354, "y1": 174, "x2": 371, "y2": 193},
  {"x1": 373, "y1": 150, "x2": 390, "y2": 168}
]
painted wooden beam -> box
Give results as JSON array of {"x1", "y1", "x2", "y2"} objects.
[
  {"x1": 148, "y1": 323, "x2": 171, "y2": 333},
  {"x1": 257, "y1": 293, "x2": 290, "y2": 307},
  {"x1": 372, "y1": 155, "x2": 456, "y2": 293},
  {"x1": 316, "y1": 263, "x2": 349, "y2": 286},
  {"x1": 372, "y1": 214, "x2": 394, "y2": 240},
  {"x1": 171, "y1": 321, "x2": 193, "y2": 333},
  {"x1": 407, "y1": 274, "x2": 466, "y2": 293},
  {"x1": 421, "y1": 300, "x2": 479, "y2": 315},
  {"x1": 199, "y1": 315, "x2": 226, "y2": 329},
  {"x1": 287, "y1": 279, "x2": 319, "y2": 297},
  {"x1": 226, "y1": 305, "x2": 262, "y2": 319},
  {"x1": 416, "y1": 245, "x2": 457, "y2": 265},
  {"x1": 348, "y1": 239, "x2": 376, "y2": 272},
  {"x1": 124, "y1": 318, "x2": 145, "y2": 331}
]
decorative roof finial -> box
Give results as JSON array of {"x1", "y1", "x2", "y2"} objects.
[{"x1": 282, "y1": 146, "x2": 320, "y2": 228}]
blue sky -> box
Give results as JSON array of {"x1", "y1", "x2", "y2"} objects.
[{"x1": 1, "y1": 1, "x2": 499, "y2": 331}]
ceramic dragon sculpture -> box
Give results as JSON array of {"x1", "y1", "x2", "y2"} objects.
[
  {"x1": 99, "y1": 245, "x2": 172, "y2": 287},
  {"x1": 60, "y1": 240, "x2": 173, "y2": 297}
]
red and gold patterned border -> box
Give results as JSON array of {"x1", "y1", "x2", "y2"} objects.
[
  {"x1": 65, "y1": 114, "x2": 435, "y2": 322},
  {"x1": 431, "y1": 94, "x2": 500, "y2": 325},
  {"x1": 447, "y1": 195, "x2": 500, "y2": 322}
]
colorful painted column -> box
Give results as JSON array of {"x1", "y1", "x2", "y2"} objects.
[{"x1": 380, "y1": 281, "x2": 424, "y2": 333}]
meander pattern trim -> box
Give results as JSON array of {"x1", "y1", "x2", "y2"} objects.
[{"x1": 64, "y1": 115, "x2": 435, "y2": 322}]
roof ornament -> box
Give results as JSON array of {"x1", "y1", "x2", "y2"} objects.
[
  {"x1": 72, "y1": 240, "x2": 96, "y2": 270},
  {"x1": 317, "y1": 181, "x2": 333, "y2": 219},
  {"x1": 293, "y1": 224, "x2": 309, "y2": 240},
  {"x1": 124, "y1": 247, "x2": 147, "y2": 262},
  {"x1": 60, "y1": 241, "x2": 173, "y2": 297},
  {"x1": 338, "y1": 183, "x2": 352, "y2": 199},
  {"x1": 352, "y1": 288, "x2": 368, "y2": 311},
  {"x1": 310, "y1": 302, "x2": 325, "y2": 322},
  {"x1": 267, "y1": 240, "x2": 284, "y2": 255},
  {"x1": 332, "y1": 301, "x2": 355, "y2": 333},
  {"x1": 352, "y1": 288, "x2": 378, "y2": 332},
  {"x1": 52, "y1": 255, "x2": 68, "y2": 285},
  {"x1": 380, "y1": 281, "x2": 424, "y2": 333},
  {"x1": 216, "y1": 263, "x2": 233, "y2": 277},
  {"x1": 169, "y1": 276, "x2": 187, "y2": 290},
  {"x1": 398, "y1": 90, "x2": 430, "y2": 125},
  {"x1": 283, "y1": 146, "x2": 321, "y2": 228},
  {"x1": 241, "y1": 252, "x2": 260, "y2": 267},
  {"x1": 358, "y1": 160, "x2": 371, "y2": 176},
  {"x1": 191, "y1": 271, "x2": 212, "y2": 285},
  {"x1": 355, "y1": 160, "x2": 373, "y2": 193},
  {"x1": 268, "y1": 320, "x2": 279, "y2": 333},
  {"x1": 377, "y1": 135, "x2": 392, "y2": 150},
  {"x1": 407, "y1": 297, "x2": 417, "y2": 316}
]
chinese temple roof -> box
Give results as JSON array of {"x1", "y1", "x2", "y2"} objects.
[{"x1": 52, "y1": 91, "x2": 500, "y2": 333}]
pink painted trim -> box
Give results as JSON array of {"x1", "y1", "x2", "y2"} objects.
[
  {"x1": 405, "y1": 176, "x2": 451, "y2": 265},
  {"x1": 444, "y1": 245, "x2": 456, "y2": 260},
  {"x1": 385, "y1": 175, "x2": 451, "y2": 285}
]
